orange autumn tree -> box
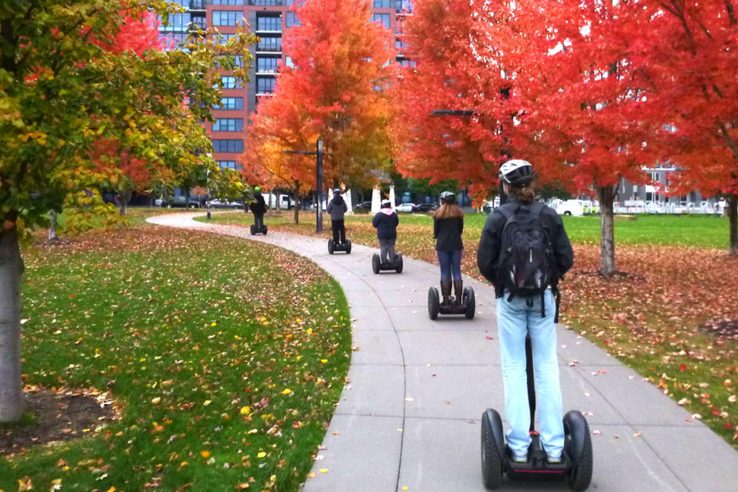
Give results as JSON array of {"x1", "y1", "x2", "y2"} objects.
[
  {"x1": 630, "y1": 0, "x2": 738, "y2": 256},
  {"x1": 246, "y1": 0, "x2": 395, "y2": 223}
]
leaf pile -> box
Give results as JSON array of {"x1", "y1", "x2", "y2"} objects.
[{"x1": 1, "y1": 226, "x2": 351, "y2": 491}]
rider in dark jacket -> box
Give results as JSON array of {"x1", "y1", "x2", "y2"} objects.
[
  {"x1": 249, "y1": 186, "x2": 267, "y2": 229},
  {"x1": 372, "y1": 199, "x2": 399, "y2": 263}
]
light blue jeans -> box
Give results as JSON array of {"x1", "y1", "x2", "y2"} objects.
[{"x1": 496, "y1": 289, "x2": 564, "y2": 460}]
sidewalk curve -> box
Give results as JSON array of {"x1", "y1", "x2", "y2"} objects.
[{"x1": 147, "y1": 213, "x2": 738, "y2": 492}]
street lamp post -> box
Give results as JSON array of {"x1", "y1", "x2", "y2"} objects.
[{"x1": 284, "y1": 136, "x2": 325, "y2": 233}]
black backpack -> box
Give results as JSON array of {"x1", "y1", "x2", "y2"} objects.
[{"x1": 496, "y1": 202, "x2": 555, "y2": 299}]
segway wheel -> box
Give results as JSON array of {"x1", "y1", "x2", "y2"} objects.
[
  {"x1": 372, "y1": 254, "x2": 380, "y2": 274},
  {"x1": 481, "y1": 409, "x2": 505, "y2": 489},
  {"x1": 250, "y1": 225, "x2": 256, "y2": 235},
  {"x1": 345, "y1": 240, "x2": 352, "y2": 254},
  {"x1": 563, "y1": 410, "x2": 593, "y2": 491},
  {"x1": 464, "y1": 287, "x2": 476, "y2": 320},
  {"x1": 395, "y1": 254, "x2": 403, "y2": 274},
  {"x1": 427, "y1": 287, "x2": 440, "y2": 320},
  {"x1": 328, "y1": 239, "x2": 335, "y2": 255}
]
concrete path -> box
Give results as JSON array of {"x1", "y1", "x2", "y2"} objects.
[{"x1": 148, "y1": 213, "x2": 738, "y2": 492}]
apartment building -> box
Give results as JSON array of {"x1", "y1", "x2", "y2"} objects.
[{"x1": 159, "y1": 0, "x2": 413, "y2": 171}]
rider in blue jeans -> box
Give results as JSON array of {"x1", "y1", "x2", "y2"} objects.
[
  {"x1": 433, "y1": 191, "x2": 465, "y2": 305},
  {"x1": 477, "y1": 159, "x2": 574, "y2": 464}
]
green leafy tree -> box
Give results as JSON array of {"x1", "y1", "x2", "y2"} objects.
[{"x1": 0, "y1": 0, "x2": 254, "y2": 421}]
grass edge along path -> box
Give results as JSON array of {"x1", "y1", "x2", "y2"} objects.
[
  {"x1": 1, "y1": 225, "x2": 352, "y2": 491},
  {"x1": 201, "y1": 211, "x2": 738, "y2": 450}
]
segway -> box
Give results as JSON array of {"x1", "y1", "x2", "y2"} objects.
[
  {"x1": 481, "y1": 337, "x2": 593, "y2": 490},
  {"x1": 328, "y1": 239, "x2": 351, "y2": 254},
  {"x1": 250, "y1": 224, "x2": 267, "y2": 235},
  {"x1": 372, "y1": 253, "x2": 403, "y2": 274},
  {"x1": 427, "y1": 282, "x2": 475, "y2": 320}
]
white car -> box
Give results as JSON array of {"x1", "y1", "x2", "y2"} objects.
[
  {"x1": 395, "y1": 203, "x2": 417, "y2": 213},
  {"x1": 553, "y1": 199, "x2": 585, "y2": 216}
]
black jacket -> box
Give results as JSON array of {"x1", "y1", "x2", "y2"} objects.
[
  {"x1": 372, "y1": 209, "x2": 399, "y2": 239},
  {"x1": 433, "y1": 216, "x2": 464, "y2": 251},
  {"x1": 477, "y1": 200, "x2": 574, "y2": 298},
  {"x1": 249, "y1": 193, "x2": 266, "y2": 215}
]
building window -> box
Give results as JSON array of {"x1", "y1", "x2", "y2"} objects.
[
  {"x1": 256, "y1": 77, "x2": 276, "y2": 94},
  {"x1": 213, "y1": 139, "x2": 244, "y2": 153},
  {"x1": 286, "y1": 11, "x2": 300, "y2": 28},
  {"x1": 190, "y1": 0, "x2": 206, "y2": 8},
  {"x1": 213, "y1": 33, "x2": 236, "y2": 45},
  {"x1": 213, "y1": 11, "x2": 241, "y2": 26},
  {"x1": 217, "y1": 160, "x2": 239, "y2": 169},
  {"x1": 212, "y1": 118, "x2": 244, "y2": 132},
  {"x1": 252, "y1": 0, "x2": 282, "y2": 5},
  {"x1": 220, "y1": 76, "x2": 243, "y2": 89},
  {"x1": 256, "y1": 15, "x2": 282, "y2": 32},
  {"x1": 160, "y1": 12, "x2": 191, "y2": 32},
  {"x1": 191, "y1": 15, "x2": 206, "y2": 30},
  {"x1": 214, "y1": 97, "x2": 244, "y2": 110},
  {"x1": 398, "y1": 59, "x2": 416, "y2": 68},
  {"x1": 372, "y1": 13, "x2": 391, "y2": 29},
  {"x1": 212, "y1": 0, "x2": 244, "y2": 5},
  {"x1": 257, "y1": 36, "x2": 282, "y2": 51},
  {"x1": 373, "y1": 0, "x2": 391, "y2": 7},
  {"x1": 257, "y1": 56, "x2": 279, "y2": 73},
  {"x1": 395, "y1": 0, "x2": 413, "y2": 13}
]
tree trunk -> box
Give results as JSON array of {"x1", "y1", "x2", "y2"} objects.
[
  {"x1": 0, "y1": 227, "x2": 24, "y2": 422},
  {"x1": 49, "y1": 211, "x2": 58, "y2": 241},
  {"x1": 118, "y1": 190, "x2": 132, "y2": 215},
  {"x1": 597, "y1": 185, "x2": 617, "y2": 275},
  {"x1": 728, "y1": 193, "x2": 737, "y2": 256}
]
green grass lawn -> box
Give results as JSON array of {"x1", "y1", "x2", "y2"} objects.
[{"x1": 1, "y1": 226, "x2": 351, "y2": 491}]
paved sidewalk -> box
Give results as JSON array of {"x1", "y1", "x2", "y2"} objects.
[{"x1": 148, "y1": 213, "x2": 738, "y2": 492}]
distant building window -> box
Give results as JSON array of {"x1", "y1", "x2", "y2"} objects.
[
  {"x1": 257, "y1": 57, "x2": 279, "y2": 73},
  {"x1": 252, "y1": 0, "x2": 281, "y2": 5},
  {"x1": 372, "y1": 13, "x2": 391, "y2": 29},
  {"x1": 212, "y1": 0, "x2": 244, "y2": 5},
  {"x1": 256, "y1": 77, "x2": 276, "y2": 94},
  {"x1": 256, "y1": 15, "x2": 282, "y2": 32},
  {"x1": 191, "y1": 15, "x2": 206, "y2": 29},
  {"x1": 160, "y1": 12, "x2": 191, "y2": 32},
  {"x1": 213, "y1": 33, "x2": 236, "y2": 45},
  {"x1": 374, "y1": 0, "x2": 391, "y2": 7},
  {"x1": 220, "y1": 76, "x2": 243, "y2": 89},
  {"x1": 218, "y1": 160, "x2": 239, "y2": 169},
  {"x1": 398, "y1": 59, "x2": 416, "y2": 68},
  {"x1": 286, "y1": 11, "x2": 300, "y2": 28},
  {"x1": 257, "y1": 36, "x2": 282, "y2": 51},
  {"x1": 212, "y1": 118, "x2": 244, "y2": 132},
  {"x1": 213, "y1": 11, "x2": 241, "y2": 26},
  {"x1": 395, "y1": 0, "x2": 413, "y2": 13},
  {"x1": 214, "y1": 97, "x2": 244, "y2": 110},
  {"x1": 213, "y1": 139, "x2": 244, "y2": 153}
]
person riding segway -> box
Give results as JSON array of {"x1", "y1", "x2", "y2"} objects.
[
  {"x1": 327, "y1": 188, "x2": 351, "y2": 254},
  {"x1": 427, "y1": 191, "x2": 475, "y2": 319},
  {"x1": 249, "y1": 186, "x2": 267, "y2": 235},
  {"x1": 371, "y1": 199, "x2": 402, "y2": 273},
  {"x1": 477, "y1": 159, "x2": 591, "y2": 490}
]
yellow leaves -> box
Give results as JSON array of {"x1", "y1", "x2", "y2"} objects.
[
  {"x1": 107, "y1": 488, "x2": 117, "y2": 492},
  {"x1": 257, "y1": 451, "x2": 267, "y2": 459},
  {"x1": 203, "y1": 400, "x2": 212, "y2": 406},
  {"x1": 17, "y1": 477, "x2": 32, "y2": 491},
  {"x1": 151, "y1": 397, "x2": 162, "y2": 405},
  {"x1": 200, "y1": 450, "x2": 211, "y2": 459},
  {"x1": 320, "y1": 358, "x2": 328, "y2": 364},
  {"x1": 319, "y1": 468, "x2": 329, "y2": 474},
  {"x1": 281, "y1": 388, "x2": 293, "y2": 395},
  {"x1": 240, "y1": 405, "x2": 252, "y2": 415},
  {"x1": 306, "y1": 328, "x2": 313, "y2": 335}
]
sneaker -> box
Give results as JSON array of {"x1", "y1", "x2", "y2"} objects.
[
  {"x1": 512, "y1": 454, "x2": 528, "y2": 463},
  {"x1": 547, "y1": 454, "x2": 562, "y2": 464}
]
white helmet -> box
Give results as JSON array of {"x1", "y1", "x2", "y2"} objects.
[{"x1": 499, "y1": 159, "x2": 534, "y2": 187}]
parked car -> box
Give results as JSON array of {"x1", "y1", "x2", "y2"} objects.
[
  {"x1": 395, "y1": 202, "x2": 417, "y2": 213},
  {"x1": 209, "y1": 199, "x2": 242, "y2": 209},
  {"x1": 170, "y1": 196, "x2": 204, "y2": 208},
  {"x1": 415, "y1": 202, "x2": 438, "y2": 212},
  {"x1": 353, "y1": 201, "x2": 373, "y2": 213}
]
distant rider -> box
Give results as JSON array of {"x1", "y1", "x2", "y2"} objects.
[
  {"x1": 327, "y1": 188, "x2": 348, "y2": 245},
  {"x1": 372, "y1": 199, "x2": 399, "y2": 264},
  {"x1": 249, "y1": 186, "x2": 267, "y2": 229}
]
